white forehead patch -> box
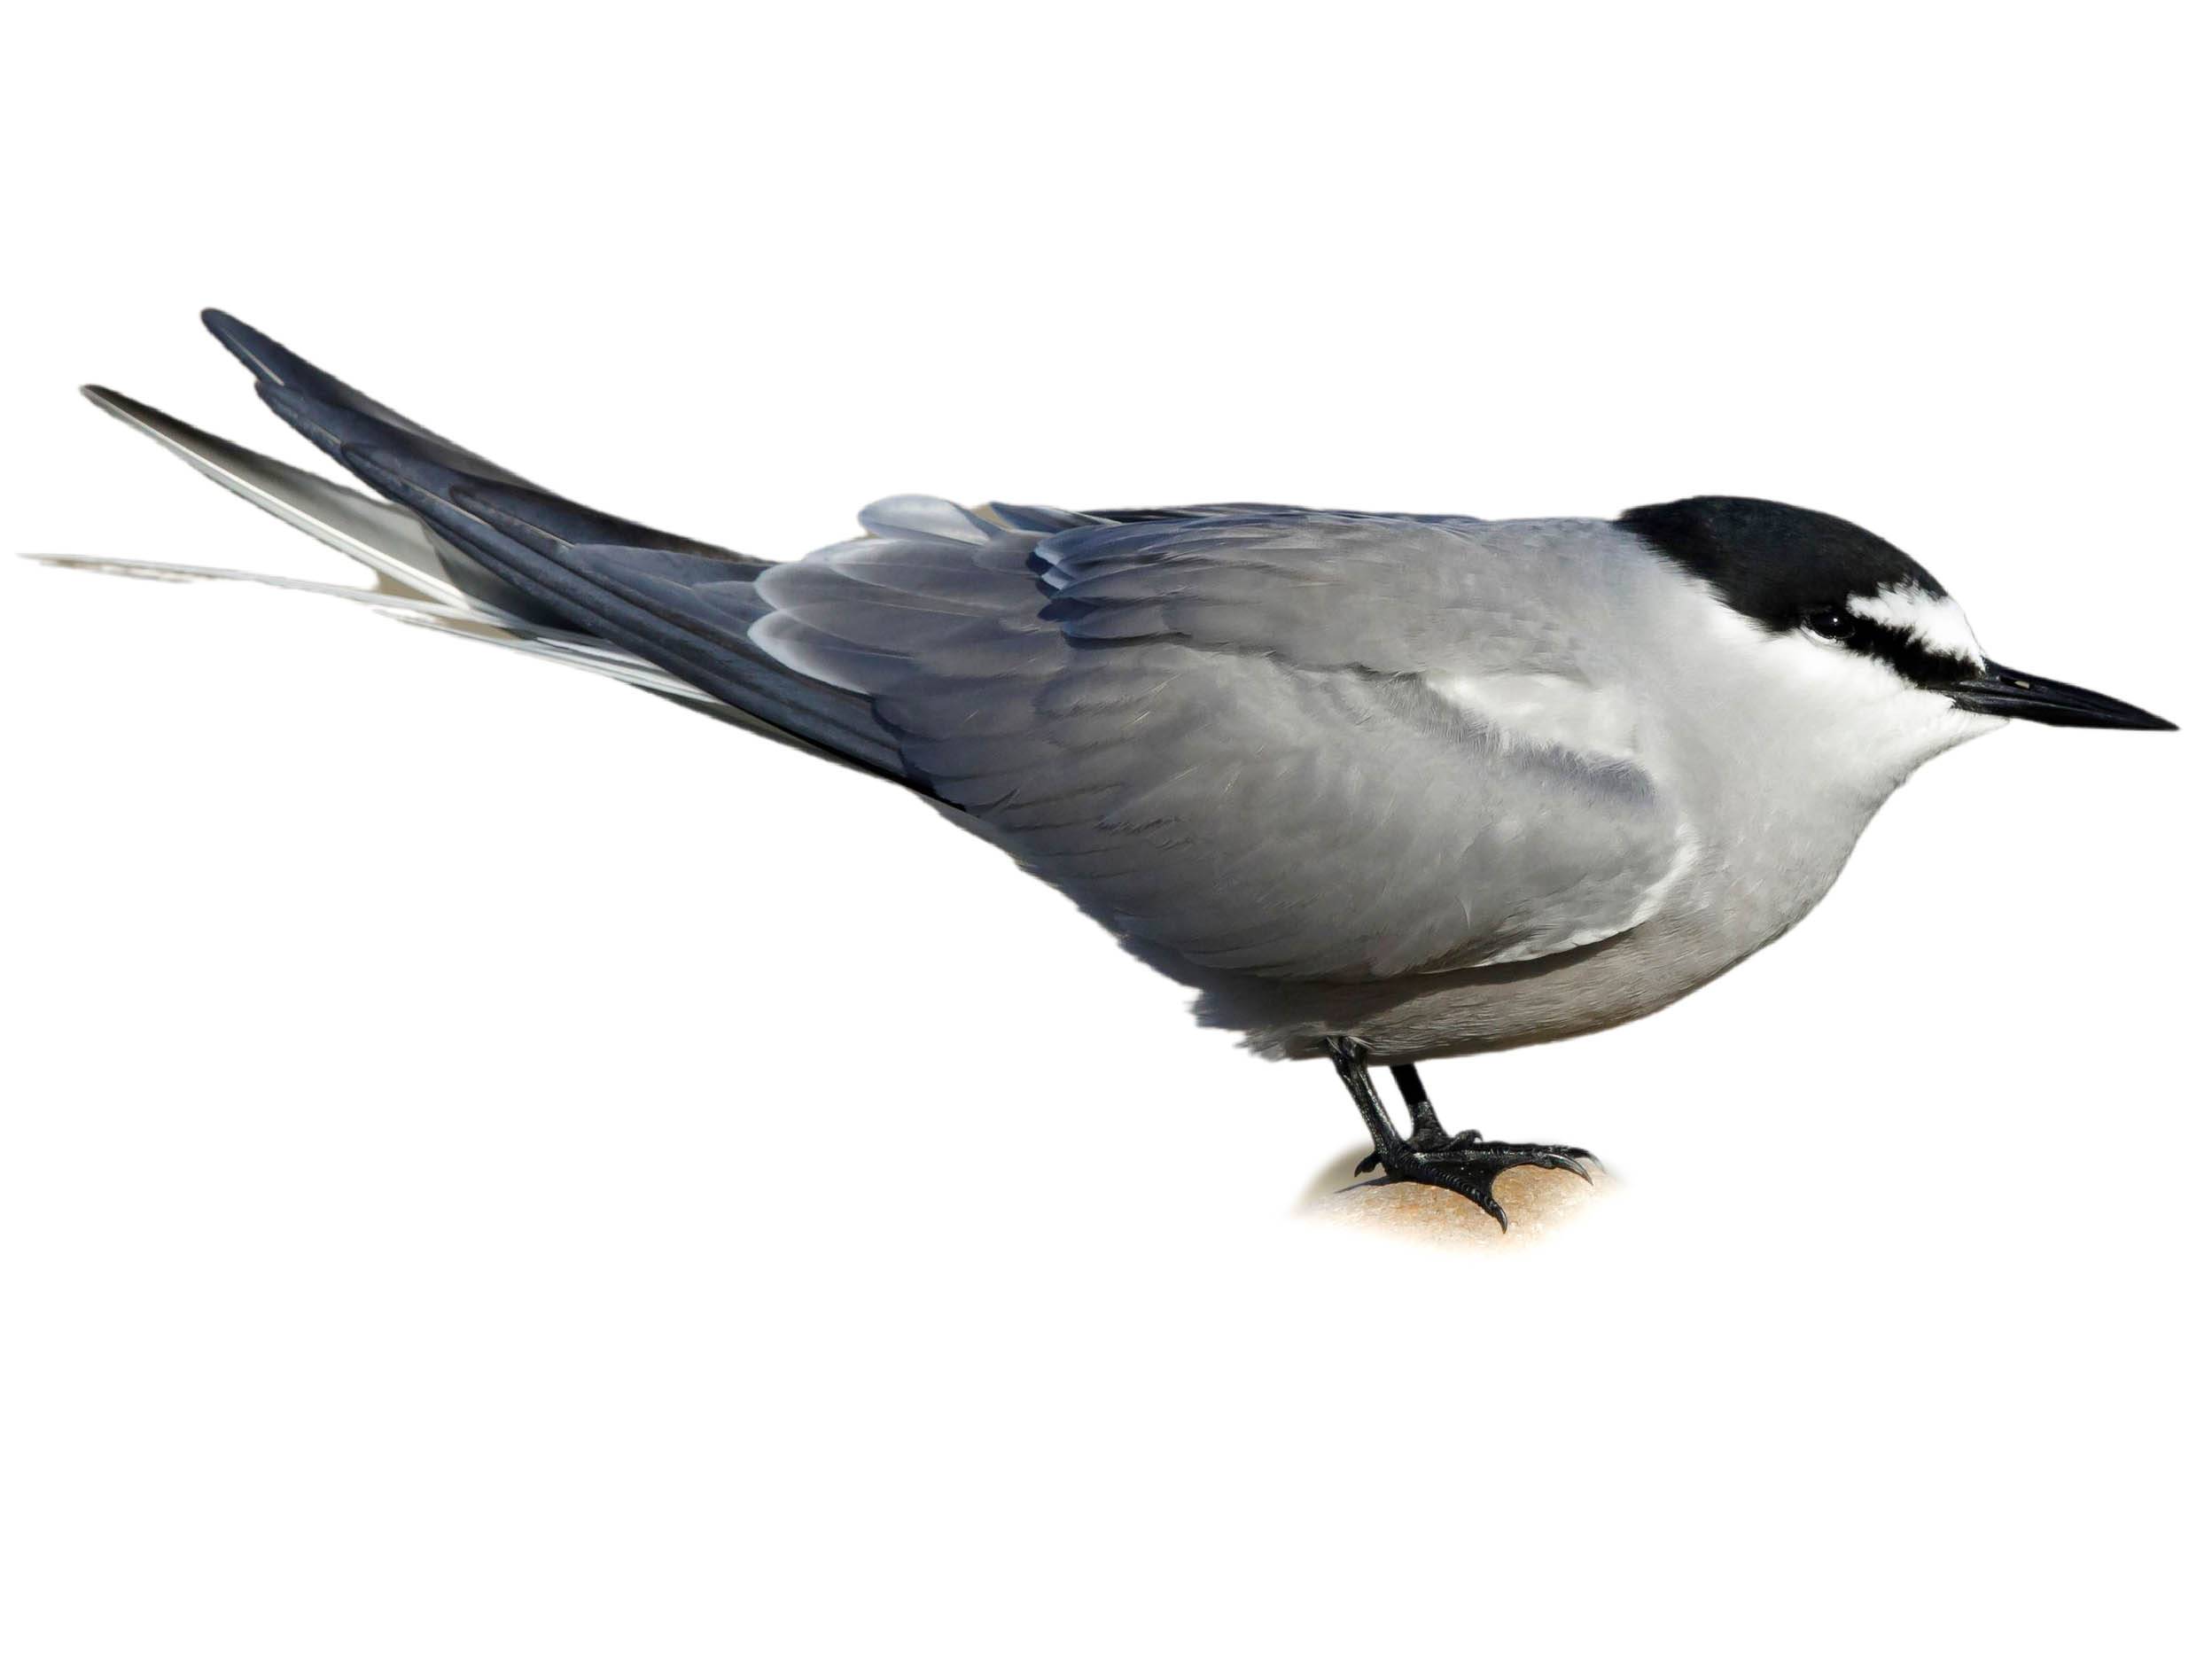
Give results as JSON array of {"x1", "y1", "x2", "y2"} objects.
[{"x1": 1847, "y1": 584, "x2": 1984, "y2": 666}]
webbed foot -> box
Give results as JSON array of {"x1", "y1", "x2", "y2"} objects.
[
  {"x1": 1328, "y1": 1038, "x2": 1601, "y2": 1231},
  {"x1": 1352, "y1": 1133, "x2": 1598, "y2": 1230}
]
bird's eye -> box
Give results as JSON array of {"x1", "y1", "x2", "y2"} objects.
[{"x1": 1803, "y1": 608, "x2": 1853, "y2": 642}]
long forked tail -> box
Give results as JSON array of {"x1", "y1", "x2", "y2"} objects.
[{"x1": 33, "y1": 311, "x2": 909, "y2": 782}]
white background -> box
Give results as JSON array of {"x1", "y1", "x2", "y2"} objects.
[{"x1": 4, "y1": 5, "x2": 2205, "y2": 1655}]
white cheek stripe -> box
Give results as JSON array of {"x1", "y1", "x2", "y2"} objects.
[{"x1": 1847, "y1": 584, "x2": 1984, "y2": 666}]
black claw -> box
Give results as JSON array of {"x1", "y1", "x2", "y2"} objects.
[
  {"x1": 1530, "y1": 1152, "x2": 1594, "y2": 1183},
  {"x1": 1458, "y1": 1180, "x2": 1510, "y2": 1233},
  {"x1": 1354, "y1": 1150, "x2": 1382, "y2": 1176}
]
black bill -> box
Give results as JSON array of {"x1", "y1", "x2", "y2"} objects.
[{"x1": 1951, "y1": 662, "x2": 2177, "y2": 730}]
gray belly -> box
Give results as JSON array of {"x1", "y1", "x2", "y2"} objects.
[{"x1": 1170, "y1": 837, "x2": 1853, "y2": 1063}]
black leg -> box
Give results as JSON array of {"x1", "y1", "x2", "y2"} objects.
[
  {"x1": 1325, "y1": 1037, "x2": 1598, "y2": 1231},
  {"x1": 1326, "y1": 1038, "x2": 1403, "y2": 1157},
  {"x1": 1389, "y1": 1063, "x2": 1449, "y2": 1147}
]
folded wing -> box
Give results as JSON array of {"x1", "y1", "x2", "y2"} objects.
[
  {"x1": 183, "y1": 315, "x2": 1688, "y2": 983},
  {"x1": 756, "y1": 509, "x2": 1694, "y2": 981}
]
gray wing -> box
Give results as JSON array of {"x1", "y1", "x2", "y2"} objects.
[
  {"x1": 174, "y1": 314, "x2": 1686, "y2": 983},
  {"x1": 755, "y1": 506, "x2": 1693, "y2": 982}
]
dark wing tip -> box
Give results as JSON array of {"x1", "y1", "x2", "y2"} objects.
[{"x1": 199, "y1": 308, "x2": 292, "y2": 386}]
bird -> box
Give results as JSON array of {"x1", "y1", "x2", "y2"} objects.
[{"x1": 35, "y1": 311, "x2": 2177, "y2": 1228}]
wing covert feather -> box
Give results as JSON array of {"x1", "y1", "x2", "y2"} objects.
[{"x1": 753, "y1": 507, "x2": 1691, "y2": 982}]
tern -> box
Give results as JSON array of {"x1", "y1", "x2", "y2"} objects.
[{"x1": 35, "y1": 313, "x2": 2177, "y2": 1227}]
